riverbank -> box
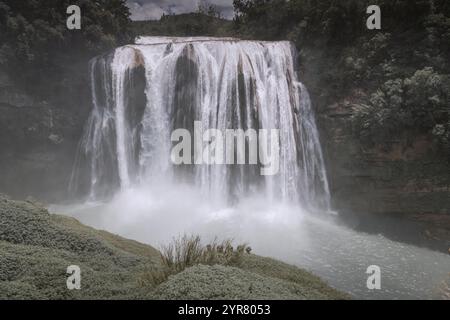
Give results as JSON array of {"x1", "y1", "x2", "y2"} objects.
[{"x1": 0, "y1": 194, "x2": 347, "y2": 300}]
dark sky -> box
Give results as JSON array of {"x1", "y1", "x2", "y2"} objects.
[{"x1": 126, "y1": 0, "x2": 235, "y2": 20}]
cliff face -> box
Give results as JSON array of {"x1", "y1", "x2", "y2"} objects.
[
  {"x1": 0, "y1": 69, "x2": 89, "y2": 201},
  {"x1": 316, "y1": 91, "x2": 450, "y2": 230}
]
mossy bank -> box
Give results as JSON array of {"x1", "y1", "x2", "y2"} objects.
[{"x1": 0, "y1": 195, "x2": 348, "y2": 300}]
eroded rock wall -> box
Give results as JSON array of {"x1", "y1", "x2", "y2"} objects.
[{"x1": 316, "y1": 92, "x2": 450, "y2": 231}]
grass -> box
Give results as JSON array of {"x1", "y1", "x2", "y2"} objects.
[
  {"x1": 140, "y1": 235, "x2": 250, "y2": 287},
  {"x1": 0, "y1": 194, "x2": 160, "y2": 299}
]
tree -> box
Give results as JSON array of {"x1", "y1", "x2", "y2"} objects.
[
  {"x1": 0, "y1": 0, "x2": 133, "y2": 98},
  {"x1": 198, "y1": 0, "x2": 222, "y2": 19}
]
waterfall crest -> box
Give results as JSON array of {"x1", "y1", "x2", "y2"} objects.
[{"x1": 70, "y1": 37, "x2": 331, "y2": 211}]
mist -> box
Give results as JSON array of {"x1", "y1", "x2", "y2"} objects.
[{"x1": 51, "y1": 180, "x2": 450, "y2": 300}]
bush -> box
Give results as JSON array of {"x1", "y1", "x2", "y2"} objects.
[
  {"x1": 354, "y1": 67, "x2": 450, "y2": 147},
  {"x1": 139, "y1": 235, "x2": 251, "y2": 288}
]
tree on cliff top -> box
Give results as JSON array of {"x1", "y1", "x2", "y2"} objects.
[{"x1": 0, "y1": 0, "x2": 133, "y2": 99}]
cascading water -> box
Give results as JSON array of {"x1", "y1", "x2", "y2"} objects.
[{"x1": 70, "y1": 37, "x2": 331, "y2": 211}]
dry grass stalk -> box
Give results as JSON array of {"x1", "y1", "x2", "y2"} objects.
[{"x1": 140, "y1": 235, "x2": 251, "y2": 288}]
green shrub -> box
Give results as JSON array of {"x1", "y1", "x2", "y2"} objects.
[
  {"x1": 354, "y1": 67, "x2": 450, "y2": 147},
  {"x1": 139, "y1": 235, "x2": 250, "y2": 288}
]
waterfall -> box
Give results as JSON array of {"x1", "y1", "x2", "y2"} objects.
[{"x1": 70, "y1": 37, "x2": 331, "y2": 211}]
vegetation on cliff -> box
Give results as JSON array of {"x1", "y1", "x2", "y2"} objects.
[
  {"x1": 0, "y1": 0, "x2": 133, "y2": 100},
  {"x1": 231, "y1": 0, "x2": 450, "y2": 152}
]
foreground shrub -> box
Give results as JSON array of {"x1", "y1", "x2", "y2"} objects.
[{"x1": 139, "y1": 235, "x2": 251, "y2": 288}]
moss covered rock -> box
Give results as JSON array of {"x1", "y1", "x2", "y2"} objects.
[{"x1": 151, "y1": 263, "x2": 346, "y2": 300}]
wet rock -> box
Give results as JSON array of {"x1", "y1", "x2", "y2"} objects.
[{"x1": 48, "y1": 134, "x2": 64, "y2": 145}]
